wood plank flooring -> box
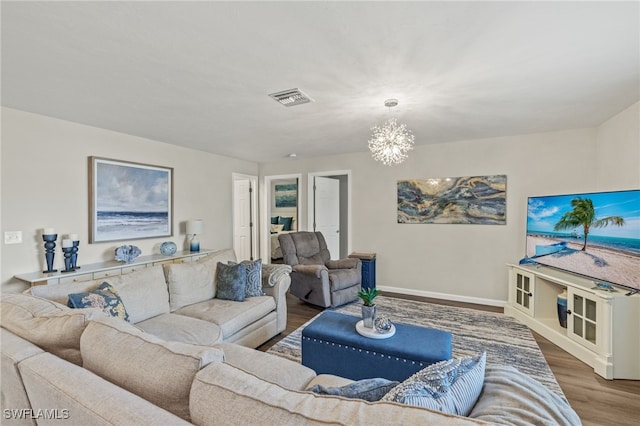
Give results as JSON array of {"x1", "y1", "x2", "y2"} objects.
[{"x1": 258, "y1": 292, "x2": 640, "y2": 426}]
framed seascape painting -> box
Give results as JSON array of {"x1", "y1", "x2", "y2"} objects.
[
  {"x1": 89, "y1": 157, "x2": 173, "y2": 243},
  {"x1": 397, "y1": 175, "x2": 507, "y2": 225}
]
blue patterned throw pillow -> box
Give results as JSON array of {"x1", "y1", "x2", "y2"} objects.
[
  {"x1": 229, "y1": 259, "x2": 264, "y2": 298},
  {"x1": 67, "y1": 282, "x2": 130, "y2": 322},
  {"x1": 381, "y1": 352, "x2": 486, "y2": 416},
  {"x1": 216, "y1": 262, "x2": 246, "y2": 301},
  {"x1": 309, "y1": 378, "x2": 399, "y2": 402}
]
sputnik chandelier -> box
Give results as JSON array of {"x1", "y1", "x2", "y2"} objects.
[{"x1": 368, "y1": 99, "x2": 415, "y2": 166}]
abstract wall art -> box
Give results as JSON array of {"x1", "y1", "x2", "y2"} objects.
[
  {"x1": 275, "y1": 183, "x2": 298, "y2": 208},
  {"x1": 397, "y1": 175, "x2": 506, "y2": 225}
]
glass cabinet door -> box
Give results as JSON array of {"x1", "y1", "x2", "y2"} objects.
[
  {"x1": 514, "y1": 271, "x2": 534, "y2": 315},
  {"x1": 568, "y1": 288, "x2": 598, "y2": 350}
]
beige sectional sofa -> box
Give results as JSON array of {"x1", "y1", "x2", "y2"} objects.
[
  {"x1": 0, "y1": 247, "x2": 581, "y2": 425},
  {"x1": 25, "y1": 248, "x2": 290, "y2": 349}
]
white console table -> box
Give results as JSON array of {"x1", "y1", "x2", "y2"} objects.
[
  {"x1": 15, "y1": 249, "x2": 218, "y2": 287},
  {"x1": 505, "y1": 263, "x2": 640, "y2": 380}
]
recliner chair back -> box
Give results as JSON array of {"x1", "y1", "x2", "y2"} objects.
[{"x1": 279, "y1": 232, "x2": 331, "y2": 266}]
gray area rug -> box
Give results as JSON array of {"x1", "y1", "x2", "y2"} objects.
[{"x1": 267, "y1": 295, "x2": 564, "y2": 397}]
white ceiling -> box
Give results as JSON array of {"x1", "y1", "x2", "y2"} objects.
[{"x1": 2, "y1": 1, "x2": 639, "y2": 163}]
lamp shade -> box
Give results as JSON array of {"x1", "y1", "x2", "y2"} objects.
[{"x1": 186, "y1": 220, "x2": 204, "y2": 235}]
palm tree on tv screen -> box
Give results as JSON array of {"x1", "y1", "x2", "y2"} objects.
[{"x1": 554, "y1": 197, "x2": 624, "y2": 251}]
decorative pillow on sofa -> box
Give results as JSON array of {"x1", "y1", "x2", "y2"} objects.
[
  {"x1": 381, "y1": 352, "x2": 486, "y2": 416},
  {"x1": 68, "y1": 282, "x2": 130, "y2": 321},
  {"x1": 229, "y1": 259, "x2": 264, "y2": 297},
  {"x1": 309, "y1": 378, "x2": 399, "y2": 402},
  {"x1": 216, "y1": 262, "x2": 246, "y2": 301}
]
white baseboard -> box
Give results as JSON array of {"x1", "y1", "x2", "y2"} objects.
[{"x1": 376, "y1": 285, "x2": 507, "y2": 308}]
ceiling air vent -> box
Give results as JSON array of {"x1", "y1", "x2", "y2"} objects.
[{"x1": 268, "y1": 88, "x2": 313, "y2": 107}]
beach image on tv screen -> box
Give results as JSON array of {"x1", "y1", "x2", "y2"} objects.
[{"x1": 526, "y1": 189, "x2": 640, "y2": 291}]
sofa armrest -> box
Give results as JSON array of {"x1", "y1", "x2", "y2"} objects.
[
  {"x1": 326, "y1": 258, "x2": 360, "y2": 270},
  {"x1": 261, "y1": 264, "x2": 292, "y2": 288},
  {"x1": 261, "y1": 264, "x2": 292, "y2": 334}
]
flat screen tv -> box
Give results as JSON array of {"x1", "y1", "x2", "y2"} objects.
[{"x1": 526, "y1": 189, "x2": 640, "y2": 292}]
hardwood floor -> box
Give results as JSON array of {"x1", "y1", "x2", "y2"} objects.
[{"x1": 258, "y1": 292, "x2": 640, "y2": 425}]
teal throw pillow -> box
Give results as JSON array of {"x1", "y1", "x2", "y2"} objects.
[
  {"x1": 67, "y1": 282, "x2": 130, "y2": 322},
  {"x1": 229, "y1": 258, "x2": 264, "y2": 298},
  {"x1": 309, "y1": 378, "x2": 399, "y2": 402},
  {"x1": 270, "y1": 216, "x2": 279, "y2": 225},
  {"x1": 381, "y1": 352, "x2": 486, "y2": 416},
  {"x1": 278, "y1": 216, "x2": 293, "y2": 231},
  {"x1": 216, "y1": 262, "x2": 246, "y2": 301}
]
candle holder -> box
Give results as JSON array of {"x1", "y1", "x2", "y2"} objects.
[
  {"x1": 70, "y1": 240, "x2": 80, "y2": 270},
  {"x1": 42, "y1": 234, "x2": 58, "y2": 273},
  {"x1": 61, "y1": 246, "x2": 75, "y2": 273}
]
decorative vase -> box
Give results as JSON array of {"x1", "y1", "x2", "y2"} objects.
[
  {"x1": 557, "y1": 289, "x2": 568, "y2": 328},
  {"x1": 160, "y1": 241, "x2": 177, "y2": 256},
  {"x1": 361, "y1": 305, "x2": 376, "y2": 328}
]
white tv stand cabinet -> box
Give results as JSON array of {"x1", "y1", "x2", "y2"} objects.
[{"x1": 505, "y1": 263, "x2": 640, "y2": 380}]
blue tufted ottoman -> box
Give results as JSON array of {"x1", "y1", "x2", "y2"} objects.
[{"x1": 301, "y1": 311, "x2": 452, "y2": 381}]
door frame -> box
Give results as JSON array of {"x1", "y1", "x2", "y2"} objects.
[
  {"x1": 232, "y1": 173, "x2": 258, "y2": 260},
  {"x1": 307, "y1": 170, "x2": 352, "y2": 257},
  {"x1": 261, "y1": 173, "x2": 302, "y2": 262}
]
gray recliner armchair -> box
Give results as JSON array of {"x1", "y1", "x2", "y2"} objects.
[{"x1": 278, "y1": 231, "x2": 361, "y2": 308}]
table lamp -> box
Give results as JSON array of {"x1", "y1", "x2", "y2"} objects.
[{"x1": 186, "y1": 220, "x2": 204, "y2": 252}]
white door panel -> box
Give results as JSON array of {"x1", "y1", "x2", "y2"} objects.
[
  {"x1": 314, "y1": 176, "x2": 340, "y2": 258},
  {"x1": 233, "y1": 179, "x2": 254, "y2": 260}
]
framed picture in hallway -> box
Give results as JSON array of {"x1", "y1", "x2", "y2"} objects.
[
  {"x1": 397, "y1": 174, "x2": 506, "y2": 225},
  {"x1": 89, "y1": 157, "x2": 173, "y2": 243}
]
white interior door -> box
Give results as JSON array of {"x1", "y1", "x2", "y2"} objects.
[
  {"x1": 233, "y1": 178, "x2": 255, "y2": 260},
  {"x1": 314, "y1": 176, "x2": 340, "y2": 258}
]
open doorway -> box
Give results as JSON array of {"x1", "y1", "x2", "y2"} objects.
[
  {"x1": 262, "y1": 174, "x2": 302, "y2": 263},
  {"x1": 232, "y1": 173, "x2": 258, "y2": 261},
  {"x1": 308, "y1": 170, "x2": 351, "y2": 259}
]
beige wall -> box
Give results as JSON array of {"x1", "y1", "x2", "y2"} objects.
[
  {"x1": 260, "y1": 128, "x2": 601, "y2": 305},
  {"x1": 3, "y1": 102, "x2": 637, "y2": 302},
  {"x1": 595, "y1": 102, "x2": 640, "y2": 188},
  {"x1": 1, "y1": 108, "x2": 257, "y2": 292}
]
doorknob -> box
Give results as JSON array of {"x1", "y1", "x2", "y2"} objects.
[{"x1": 336, "y1": 230, "x2": 340, "y2": 233}]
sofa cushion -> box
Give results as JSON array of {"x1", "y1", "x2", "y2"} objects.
[
  {"x1": 29, "y1": 279, "x2": 100, "y2": 304},
  {"x1": 216, "y1": 262, "x2": 246, "y2": 301},
  {"x1": 175, "y1": 296, "x2": 276, "y2": 339},
  {"x1": 214, "y1": 342, "x2": 316, "y2": 390},
  {"x1": 81, "y1": 317, "x2": 223, "y2": 421},
  {"x1": 164, "y1": 261, "x2": 216, "y2": 311},
  {"x1": 136, "y1": 313, "x2": 223, "y2": 346},
  {"x1": 190, "y1": 363, "x2": 478, "y2": 425},
  {"x1": 0, "y1": 293, "x2": 107, "y2": 365},
  {"x1": 67, "y1": 282, "x2": 130, "y2": 321},
  {"x1": 468, "y1": 365, "x2": 581, "y2": 425},
  {"x1": 382, "y1": 352, "x2": 486, "y2": 417},
  {"x1": 18, "y1": 352, "x2": 191, "y2": 425},
  {"x1": 106, "y1": 265, "x2": 170, "y2": 323}
]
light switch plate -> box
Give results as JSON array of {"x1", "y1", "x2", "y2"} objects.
[{"x1": 4, "y1": 231, "x2": 22, "y2": 244}]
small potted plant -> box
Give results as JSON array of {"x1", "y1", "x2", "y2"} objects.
[{"x1": 357, "y1": 287, "x2": 380, "y2": 328}]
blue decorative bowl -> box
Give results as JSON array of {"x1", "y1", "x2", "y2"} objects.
[{"x1": 160, "y1": 241, "x2": 177, "y2": 256}]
